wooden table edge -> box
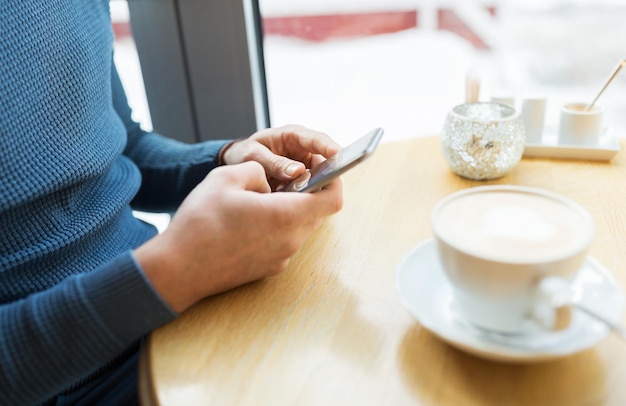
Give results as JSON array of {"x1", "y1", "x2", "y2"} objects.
[{"x1": 138, "y1": 335, "x2": 159, "y2": 406}]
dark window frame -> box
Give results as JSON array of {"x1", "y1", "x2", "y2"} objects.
[{"x1": 128, "y1": 0, "x2": 269, "y2": 142}]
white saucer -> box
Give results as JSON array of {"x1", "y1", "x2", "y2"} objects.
[{"x1": 396, "y1": 239, "x2": 625, "y2": 363}]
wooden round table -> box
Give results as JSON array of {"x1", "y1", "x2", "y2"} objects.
[{"x1": 140, "y1": 136, "x2": 626, "y2": 406}]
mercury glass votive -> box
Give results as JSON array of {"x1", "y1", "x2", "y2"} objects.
[{"x1": 441, "y1": 102, "x2": 525, "y2": 180}]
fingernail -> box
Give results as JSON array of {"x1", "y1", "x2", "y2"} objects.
[
  {"x1": 285, "y1": 164, "x2": 299, "y2": 176},
  {"x1": 294, "y1": 179, "x2": 309, "y2": 190}
]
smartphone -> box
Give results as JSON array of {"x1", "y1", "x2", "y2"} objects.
[{"x1": 282, "y1": 127, "x2": 384, "y2": 193}]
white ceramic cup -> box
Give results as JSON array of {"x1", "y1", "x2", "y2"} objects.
[
  {"x1": 431, "y1": 185, "x2": 595, "y2": 333},
  {"x1": 558, "y1": 102, "x2": 604, "y2": 146},
  {"x1": 521, "y1": 96, "x2": 547, "y2": 143}
]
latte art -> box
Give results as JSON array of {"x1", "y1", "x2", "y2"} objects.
[
  {"x1": 434, "y1": 190, "x2": 592, "y2": 263},
  {"x1": 480, "y1": 205, "x2": 557, "y2": 243}
]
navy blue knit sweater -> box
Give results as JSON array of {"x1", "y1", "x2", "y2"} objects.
[{"x1": 1, "y1": 2, "x2": 230, "y2": 404}]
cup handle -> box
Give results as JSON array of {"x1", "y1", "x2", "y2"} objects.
[
  {"x1": 552, "y1": 304, "x2": 573, "y2": 331},
  {"x1": 531, "y1": 276, "x2": 574, "y2": 331}
]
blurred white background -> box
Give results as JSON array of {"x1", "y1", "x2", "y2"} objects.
[{"x1": 112, "y1": 0, "x2": 626, "y2": 146}]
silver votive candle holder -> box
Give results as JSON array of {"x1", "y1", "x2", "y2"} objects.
[{"x1": 441, "y1": 102, "x2": 525, "y2": 180}]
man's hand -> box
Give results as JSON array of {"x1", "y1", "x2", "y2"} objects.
[
  {"x1": 223, "y1": 125, "x2": 342, "y2": 190},
  {"x1": 134, "y1": 161, "x2": 343, "y2": 313}
]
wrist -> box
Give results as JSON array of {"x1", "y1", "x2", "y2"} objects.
[
  {"x1": 217, "y1": 140, "x2": 241, "y2": 166},
  {"x1": 134, "y1": 234, "x2": 197, "y2": 313}
]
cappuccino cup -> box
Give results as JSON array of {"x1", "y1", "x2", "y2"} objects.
[{"x1": 431, "y1": 185, "x2": 595, "y2": 333}]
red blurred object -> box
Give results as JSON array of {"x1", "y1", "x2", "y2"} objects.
[{"x1": 113, "y1": 7, "x2": 496, "y2": 49}]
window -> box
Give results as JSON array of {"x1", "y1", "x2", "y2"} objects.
[
  {"x1": 258, "y1": 0, "x2": 626, "y2": 144},
  {"x1": 119, "y1": 0, "x2": 626, "y2": 147},
  {"x1": 112, "y1": 1, "x2": 152, "y2": 131}
]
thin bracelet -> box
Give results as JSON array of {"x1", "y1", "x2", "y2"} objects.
[{"x1": 217, "y1": 140, "x2": 240, "y2": 166}]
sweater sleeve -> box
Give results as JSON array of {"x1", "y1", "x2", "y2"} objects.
[
  {"x1": 111, "y1": 63, "x2": 233, "y2": 212},
  {"x1": 0, "y1": 252, "x2": 177, "y2": 406}
]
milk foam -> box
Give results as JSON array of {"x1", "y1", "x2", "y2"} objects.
[
  {"x1": 481, "y1": 206, "x2": 557, "y2": 243},
  {"x1": 435, "y1": 190, "x2": 590, "y2": 262}
]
